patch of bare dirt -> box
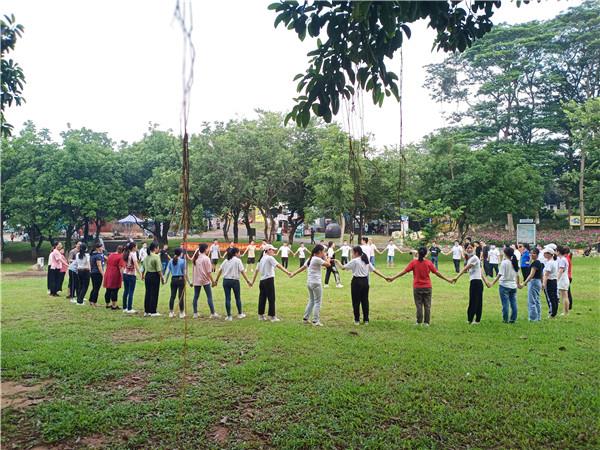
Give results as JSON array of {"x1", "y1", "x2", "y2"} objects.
[
  {"x1": 2, "y1": 270, "x2": 47, "y2": 279},
  {"x1": 210, "y1": 424, "x2": 230, "y2": 445},
  {"x1": 101, "y1": 372, "x2": 151, "y2": 403},
  {"x1": 111, "y1": 328, "x2": 153, "y2": 343},
  {"x1": 1, "y1": 379, "x2": 51, "y2": 410}
]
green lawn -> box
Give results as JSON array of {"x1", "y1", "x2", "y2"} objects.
[{"x1": 1, "y1": 254, "x2": 599, "y2": 449}]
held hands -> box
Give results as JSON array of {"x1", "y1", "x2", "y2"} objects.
[{"x1": 385, "y1": 276, "x2": 393, "y2": 283}]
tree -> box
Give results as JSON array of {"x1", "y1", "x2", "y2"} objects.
[
  {"x1": 269, "y1": 0, "x2": 504, "y2": 126},
  {"x1": 1, "y1": 14, "x2": 26, "y2": 137}
]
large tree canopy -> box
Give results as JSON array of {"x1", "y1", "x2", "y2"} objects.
[{"x1": 1, "y1": 14, "x2": 26, "y2": 137}]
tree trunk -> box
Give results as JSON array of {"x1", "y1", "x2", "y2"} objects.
[
  {"x1": 83, "y1": 218, "x2": 90, "y2": 242},
  {"x1": 579, "y1": 150, "x2": 586, "y2": 230},
  {"x1": 153, "y1": 221, "x2": 170, "y2": 246},
  {"x1": 261, "y1": 210, "x2": 269, "y2": 243},
  {"x1": 242, "y1": 208, "x2": 253, "y2": 241},
  {"x1": 36, "y1": 234, "x2": 44, "y2": 252},
  {"x1": 339, "y1": 213, "x2": 346, "y2": 245},
  {"x1": 94, "y1": 218, "x2": 102, "y2": 240},
  {"x1": 288, "y1": 224, "x2": 297, "y2": 245},
  {"x1": 222, "y1": 215, "x2": 230, "y2": 242},
  {"x1": 65, "y1": 224, "x2": 74, "y2": 252},
  {"x1": 232, "y1": 209, "x2": 240, "y2": 243},
  {"x1": 29, "y1": 227, "x2": 37, "y2": 260},
  {"x1": 506, "y1": 213, "x2": 515, "y2": 233},
  {"x1": 357, "y1": 212, "x2": 364, "y2": 243}
]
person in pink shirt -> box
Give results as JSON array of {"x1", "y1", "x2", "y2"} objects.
[
  {"x1": 189, "y1": 243, "x2": 219, "y2": 319},
  {"x1": 57, "y1": 247, "x2": 69, "y2": 293},
  {"x1": 49, "y1": 242, "x2": 67, "y2": 297}
]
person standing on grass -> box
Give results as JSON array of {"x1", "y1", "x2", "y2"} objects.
[
  {"x1": 103, "y1": 245, "x2": 125, "y2": 310},
  {"x1": 369, "y1": 241, "x2": 379, "y2": 266},
  {"x1": 164, "y1": 248, "x2": 190, "y2": 319},
  {"x1": 295, "y1": 243, "x2": 308, "y2": 267},
  {"x1": 75, "y1": 243, "x2": 91, "y2": 305},
  {"x1": 251, "y1": 244, "x2": 291, "y2": 322},
  {"x1": 289, "y1": 244, "x2": 331, "y2": 327},
  {"x1": 452, "y1": 243, "x2": 484, "y2": 325},
  {"x1": 48, "y1": 242, "x2": 61, "y2": 296},
  {"x1": 429, "y1": 241, "x2": 442, "y2": 270},
  {"x1": 519, "y1": 247, "x2": 543, "y2": 321},
  {"x1": 122, "y1": 242, "x2": 142, "y2": 313},
  {"x1": 484, "y1": 246, "x2": 520, "y2": 323},
  {"x1": 339, "y1": 241, "x2": 352, "y2": 265},
  {"x1": 190, "y1": 243, "x2": 219, "y2": 319},
  {"x1": 519, "y1": 243, "x2": 531, "y2": 280},
  {"x1": 342, "y1": 246, "x2": 388, "y2": 325},
  {"x1": 214, "y1": 247, "x2": 252, "y2": 321},
  {"x1": 488, "y1": 244, "x2": 500, "y2": 276},
  {"x1": 58, "y1": 247, "x2": 69, "y2": 293},
  {"x1": 388, "y1": 246, "x2": 454, "y2": 326},
  {"x1": 565, "y1": 246, "x2": 573, "y2": 310},
  {"x1": 449, "y1": 240, "x2": 463, "y2": 273},
  {"x1": 556, "y1": 246, "x2": 571, "y2": 316},
  {"x1": 241, "y1": 240, "x2": 257, "y2": 273},
  {"x1": 67, "y1": 242, "x2": 81, "y2": 300},
  {"x1": 360, "y1": 237, "x2": 373, "y2": 265},
  {"x1": 210, "y1": 239, "x2": 221, "y2": 272},
  {"x1": 159, "y1": 244, "x2": 170, "y2": 273},
  {"x1": 542, "y1": 247, "x2": 559, "y2": 318},
  {"x1": 88, "y1": 243, "x2": 106, "y2": 307},
  {"x1": 384, "y1": 239, "x2": 401, "y2": 268},
  {"x1": 142, "y1": 242, "x2": 164, "y2": 317},
  {"x1": 310, "y1": 226, "x2": 315, "y2": 245},
  {"x1": 277, "y1": 242, "x2": 291, "y2": 269},
  {"x1": 139, "y1": 243, "x2": 148, "y2": 262},
  {"x1": 324, "y1": 241, "x2": 343, "y2": 288}
]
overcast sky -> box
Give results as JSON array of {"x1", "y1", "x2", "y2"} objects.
[{"x1": 3, "y1": 0, "x2": 581, "y2": 148}]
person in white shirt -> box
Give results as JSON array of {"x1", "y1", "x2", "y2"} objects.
[
  {"x1": 209, "y1": 239, "x2": 221, "y2": 272},
  {"x1": 488, "y1": 245, "x2": 500, "y2": 275},
  {"x1": 294, "y1": 243, "x2": 308, "y2": 267},
  {"x1": 449, "y1": 241, "x2": 464, "y2": 273},
  {"x1": 276, "y1": 242, "x2": 292, "y2": 269},
  {"x1": 289, "y1": 244, "x2": 331, "y2": 326},
  {"x1": 360, "y1": 237, "x2": 373, "y2": 263},
  {"x1": 369, "y1": 242, "x2": 379, "y2": 266},
  {"x1": 485, "y1": 247, "x2": 520, "y2": 323},
  {"x1": 324, "y1": 242, "x2": 343, "y2": 288},
  {"x1": 453, "y1": 243, "x2": 484, "y2": 324},
  {"x1": 241, "y1": 240, "x2": 257, "y2": 272},
  {"x1": 251, "y1": 245, "x2": 291, "y2": 322},
  {"x1": 542, "y1": 247, "x2": 559, "y2": 318},
  {"x1": 214, "y1": 247, "x2": 252, "y2": 321},
  {"x1": 341, "y1": 246, "x2": 388, "y2": 325},
  {"x1": 556, "y1": 246, "x2": 571, "y2": 316},
  {"x1": 511, "y1": 244, "x2": 522, "y2": 268},
  {"x1": 384, "y1": 239, "x2": 401, "y2": 267},
  {"x1": 74, "y1": 243, "x2": 91, "y2": 305},
  {"x1": 339, "y1": 241, "x2": 352, "y2": 265},
  {"x1": 139, "y1": 243, "x2": 148, "y2": 262}
]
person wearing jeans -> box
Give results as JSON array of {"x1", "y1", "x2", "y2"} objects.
[
  {"x1": 122, "y1": 242, "x2": 142, "y2": 312},
  {"x1": 498, "y1": 285, "x2": 518, "y2": 323},
  {"x1": 520, "y1": 248, "x2": 543, "y2": 321},
  {"x1": 214, "y1": 247, "x2": 252, "y2": 321},
  {"x1": 164, "y1": 248, "x2": 189, "y2": 318},
  {"x1": 190, "y1": 243, "x2": 218, "y2": 318},
  {"x1": 485, "y1": 246, "x2": 520, "y2": 323}
]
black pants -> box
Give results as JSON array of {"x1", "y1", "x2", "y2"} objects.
[
  {"x1": 258, "y1": 277, "x2": 276, "y2": 316},
  {"x1": 490, "y1": 263, "x2": 499, "y2": 276},
  {"x1": 105, "y1": 288, "x2": 119, "y2": 304},
  {"x1": 325, "y1": 261, "x2": 341, "y2": 285},
  {"x1": 77, "y1": 270, "x2": 91, "y2": 304},
  {"x1": 483, "y1": 261, "x2": 492, "y2": 277},
  {"x1": 545, "y1": 279, "x2": 559, "y2": 317},
  {"x1": 68, "y1": 270, "x2": 79, "y2": 298},
  {"x1": 568, "y1": 277, "x2": 573, "y2": 310},
  {"x1": 49, "y1": 268, "x2": 61, "y2": 295},
  {"x1": 169, "y1": 276, "x2": 185, "y2": 312},
  {"x1": 468, "y1": 279, "x2": 484, "y2": 323},
  {"x1": 521, "y1": 267, "x2": 531, "y2": 280},
  {"x1": 57, "y1": 271, "x2": 66, "y2": 292},
  {"x1": 144, "y1": 272, "x2": 161, "y2": 314},
  {"x1": 89, "y1": 273, "x2": 103, "y2": 304},
  {"x1": 341, "y1": 256, "x2": 348, "y2": 265},
  {"x1": 299, "y1": 258, "x2": 305, "y2": 268},
  {"x1": 281, "y1": 257, "x2": 288, "y2": 269},
  {"x1": 453, "y1": 259, "x2": 461, "y2": 273},
  {"x1": 351, "y1": 276, "x2": 369, "y2": 322}
]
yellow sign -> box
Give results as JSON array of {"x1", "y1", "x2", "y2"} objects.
[{"x1": 569, "y1": 216, "x2": 600, "y2": 227}]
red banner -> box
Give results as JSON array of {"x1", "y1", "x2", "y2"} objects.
[{"x1": 181, "y1": 242, "x2": 251, "y2": 252}]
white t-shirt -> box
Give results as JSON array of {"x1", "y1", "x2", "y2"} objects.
[
  {"x1": 499, "y1": 259, "x2": 518, "y2": 289},
  {"x1": 306, "y1": 256, "x2": 325, "y2": 284},
  {"x1": 543, "y1": 259, "x2": 558, "y2": 280},
  {"x1": 297, "y1": 247, "x2": 307, "y2": 258},
  {"x1": 327, "y1": 247, "x2": 335, "y2": 258},
  {"x1": 258, "y1": 255, "x2": 278, "y2": 280},
  {"x1": 557, "y1": 256, "x2": 569, "y2": 280},
  {"x1": 340, "y1": 245, "x2": 352, "y2": 257},
  {"x1": 386, "y1": 244, "x2": 399, "y2": 257},
  {"x1": 139, "y1": 247, "x2": 148, "y2": 261},
  {"x1": 75, "y1": 253, "x2": 91, "y2": 270},
  {"x1": 467, "y1": 255, "x2": 481, "y2": 280},
  {"x1": 513, "y1": 249, "x2": 522, "y2": 267},
  {"x1": 488, "y1": 248, "x2": 500, "y2": 264},
  {"x1": 210, "y1": 244, "x2": 220, "y2": 259},
  {"x1": 344, "y1": 258, "x2": 374, "y2": 277},
  {"x1": 370, "y1": 243, "x2": 378, "y2": 256},
  {"x1": 280, "y1": 246, "x2": 291, "y2": 258},
  {"x1": 452, "y1": 245, "x2": 463, "y2": 260},
  {"x1": 221, "y1": 257, "x2": 244, "y2": 280},
  {"x1": 360, "y1": 245, "x2": 372, "y2": 259}
]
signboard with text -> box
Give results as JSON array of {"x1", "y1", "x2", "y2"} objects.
[
  {"x1": 569, "y1": 216, "x2": 600, "y2": 227},
  {"x1": 517, "y1": 223, "x2": 536, "y2": 244}
]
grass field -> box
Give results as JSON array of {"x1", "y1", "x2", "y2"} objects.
[{"x1": 1, "y1": 253, "x2": 599, "y2": 449}]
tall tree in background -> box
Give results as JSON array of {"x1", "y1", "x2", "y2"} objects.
[{"x1": 0, "y1": 14, "x2": 26, "y2": 137}]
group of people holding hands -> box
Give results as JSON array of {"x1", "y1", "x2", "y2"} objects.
[{"x1": 47, "y1": 235, "x2": 574, "y2": 327}]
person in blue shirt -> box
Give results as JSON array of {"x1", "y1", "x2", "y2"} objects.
[
  {"x1": 163, "y1": 248, "x2": 190, "y2": 318},
  {"x1": 519, "y1": 243, "x2": 531, "y2": 280}
]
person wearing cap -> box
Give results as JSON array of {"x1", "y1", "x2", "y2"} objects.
[
  {"x1": 542, "y1": 247, "x2": 559, "y2": 318},
  {"x1": 250, "y1": 244, "x2": 291, "y2": 322}
]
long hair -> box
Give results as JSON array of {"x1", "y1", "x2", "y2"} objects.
[
  {"x1": 418, "y1": 246, "x2": 427, "y2": 261},
  {"x1": 173, "y1": 247, "x2": 182, "y2": 265},
  {"x1": 193, "y1": 243, "x2": 208, "y2": 264},
  {"x1": 504, "y1": 247, "x2": 518, "y2": 272},
  {"x1": 328, "y1": 241, "x2": 334, "y2": 249},
  {"x1": 225, "y1": 247, "x2": 239, "y2": 260},
  {"x1": 123, "y1": 241, "x2": 136, "y2": 262},
  {"x1": 307, "y1": 244, "x2": 325, "y2": 266},
  {"x1": 78, "y1": 243, "x2": 87, "y2": 260},
  {"x1": 352, "y1": 246, "x2": 369, "y2": 265}
]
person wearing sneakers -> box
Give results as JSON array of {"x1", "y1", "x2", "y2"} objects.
[
  {"x1": 142, "y1": 242, "x2": 164, "y2": 317},
  {"x1": 163, "y1": 248, "x2": 190, "y2": 319},
  {"x1": 339, "y1": 241, "x2": 352, "y2": 265},
  {"x1": 190, "y1": 243, "x2": 219, "y2": 319},
  {"x1": 542, "y1": 247, "x2": 559, "y2": 318},
  {"x1": 103, "y1": 245, "x2": 125, "y2": 310},
  {"x1": 289, "y1": 244, "x2": 331, "y2": 327},
  {"x1": 277, "y1": 242, "x2": 291, "y2": 269},
  {"x1": 241, "y1": 240, "x2": 257, "y2": 272},
  {"x1": 324, "y1": 241, "x2": 343, "y2": 288},
  {"x1": 295, "y1": 243, "x2": 308, "y2": 267},
  {"x1": 556, "y1": 245, "x2": 571, "y2": 316},
  {"x1": 384, "y1": 239, "x2": 401, "y2": 268},
  {"x1": 251, "y1": 244, "x2": 291, "y2": 322},
  {"x1": 452, "y1": 242, "x2": 484, "y2": 324},
  {"x1": 88, "y1": 243, "x2": 106, "y2": 307},
  {"x1": 74, "y1": 243, "x2": 91, "y2": 305},
  {"x1": 67, "y1": 242, "x2": 81, "y2": 301},
  {"x1": 214, "y1": 247, "x2": 252, "y2": 321},
  {"x1": 342, "y1": 246, "x2": 388, "y2": 325},
  {"x1": 388, "y1": 246, "x2": 453, "y2": 326},
  {"x1": 209, "y1": 239, "x2": 221, "y2": 272},
  {"x1": 122, "y1": 242, "x2": 142, "y2": 313}
]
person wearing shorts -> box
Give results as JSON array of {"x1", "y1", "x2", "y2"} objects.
[{"x1": 210, "y1": 239, "x2": 221, "y2": 272}]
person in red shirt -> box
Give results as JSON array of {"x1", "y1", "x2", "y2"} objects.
[
  {"x1": 388, "y1": 246, "x2": 453, "y2": 326},
  {"x1": 103, "y1": 246, "x2": 126, "y2": 310}
]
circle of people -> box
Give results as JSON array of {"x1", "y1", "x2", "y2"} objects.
[{"x1": 45, "y1": 236, "x2": 573, "y2": 327}]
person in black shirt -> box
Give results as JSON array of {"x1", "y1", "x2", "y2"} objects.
[
  {"x1": 429, "y1": 241, "x2": 442, "y2": 269},
  {"x1": 160, "y1": 245, "x2": 171, "y2": 273},
  {"x1": 481, "y1": 241, "x2": 491, "y2": 277},
  {"x1": 519, "y1": 247, "x2": 544, "y2": 321}
]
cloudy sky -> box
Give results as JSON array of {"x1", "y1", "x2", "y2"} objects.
[{"x1": 3, "y1": 0, "x2": 581, "y2": 147}]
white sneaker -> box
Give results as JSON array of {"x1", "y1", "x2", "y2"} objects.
[
  {"x1": 211, "y1": 313, "x2": 220, "y2": 319},
  {"x1": 364, "y1": 321, "x2": 369, "y2": 326},
  {"x1": 323, "y1": 284, "x2": 329, "y2": 288},
  {"x1": 70, "y1": 299, "x2": 77, "y2": 304},
  {"x1": 126, "y1": 309, "x2": 137, "y2": 314},
  {"x1": 238, "y1": 313, "x2": 247, "y2": 319},
  {"x1": 336, "y1": 284, "x2": 343, "y2": 288},
  {"x1": 225, "y1": 316, "x2": 233, "y2": 321},
  {"x1": 354, "y1": 321, "x2": 360, "y2": 326},
  {"x1": 312, "y1": 321, "x2": 323, "y2": 327},
  {"x1": 179, "y1": 312, "x2": 186, "y2": 319},
  {"x1": 193, "y1": 313, "x2": 199, "y2": 319},
  {"x1": 303, "y1": 318, "x2": 310, "y2": 324},
  {"x1": 270, "y1": 316, "x2": 281, "y2": 322},
  {"x1": 423, "y1": 323, "x2": 430, "y2": 327},
  {"x1": 76, "y1": 302, "x2": 85, "y2": 306},
  {"x1": 169, "y1": 311, "x2": 175, "y2": 318},
  {"x1": 144, "y1": 313, "x2": 150, "y2": 317},
  {"x1": 471, "y1": 321, "x2": 480, "y2": 325},
  {"x1": 415, "y1": 322, "x2": 421, "y2": 326},
  {"x1": 123, "y1": 308, "x2": 129, "y2": 313},
  {"x1": 258, "y1": 315, "x2": 267, "y2": 321},
  {"x1": 150, "y1": 313, "x2": 161, "y2": 317}
]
